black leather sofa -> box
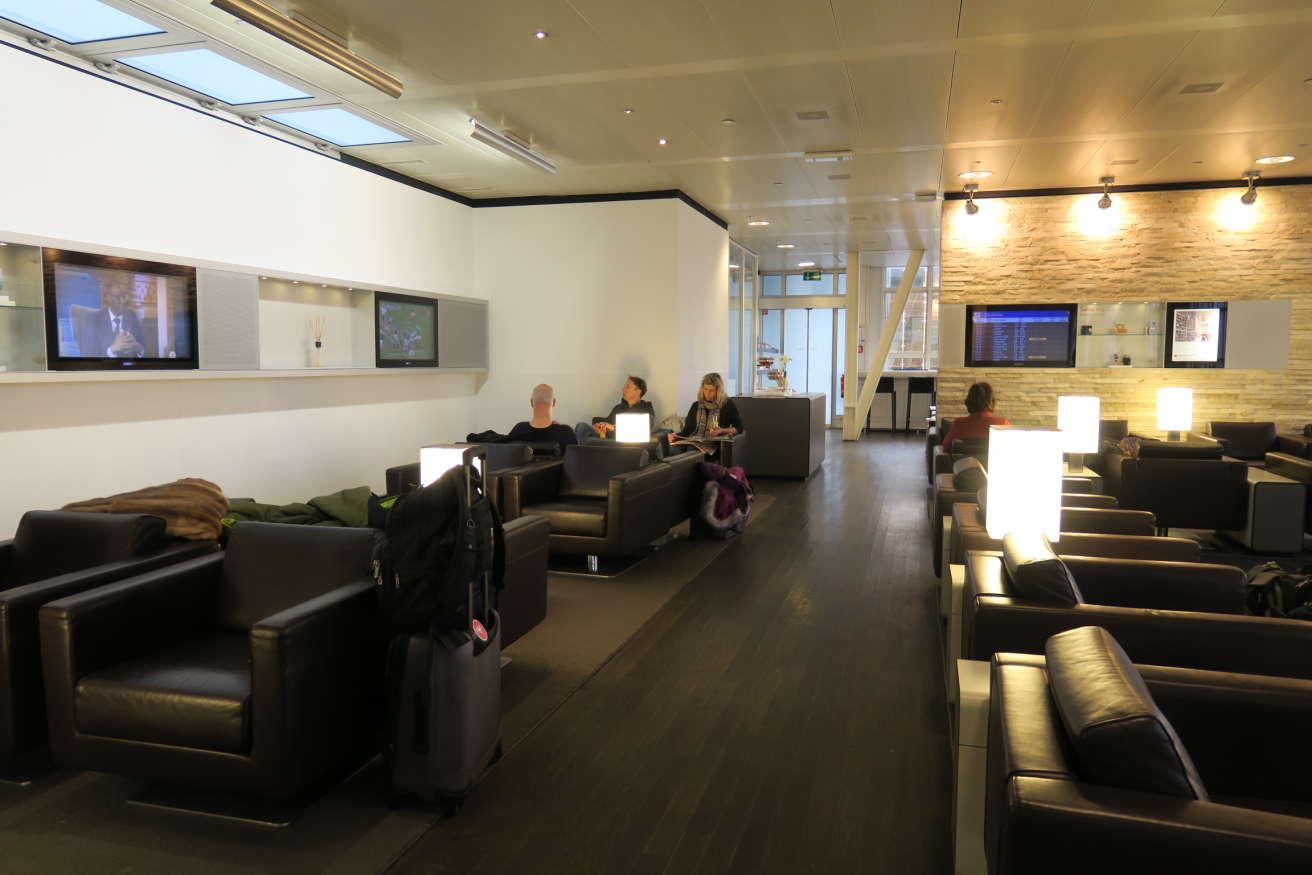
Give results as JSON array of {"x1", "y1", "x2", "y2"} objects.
[
  {"x1": 39, "y1": 522, "x2": 383, "y2": 798},
  {"x1": 987, "y1": 625, "x2": 1312, "y2": 874},
  {"x1": 1266, "y1": 452, "x2": 1312, "y2": 535},
  {"x1": 0, "y1": 511, "x2": 218, "y2": 760},
  {"x1": 500, "y1": 445, "x2": 672, "y2": 562},
  {"x1": 961, "y1": 534, "x2": 1312, "y2": 679}
]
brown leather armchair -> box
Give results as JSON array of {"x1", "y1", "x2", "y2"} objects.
[
  {"x1": 1119, "y1": 457, "x2": 1249, "y2": 532},
  {"x1": 500, "y1": 445, "x2": 672, "y2": 562},
  {"x1": 39, "y1": 522, "x2": 382, "y2": 799},
  {"x1": 1209, "y1": 421, "x2": 1309, "y2": 466},
  {"x1": 1096, "y1": 438, "x2": 1225, "y2": 498},
  {"x1": 961, "y1": 537, "x2": 1312, "y2": 679},
  {"x1": 987, "y1": 626, "x2": 1312, "y2": 874},
  {"x1": 385, "y1": 442, "x2": 546, "y2": 509},
  {"x1": 0, "y1": 511, "x2": 217, "y2": 761}
]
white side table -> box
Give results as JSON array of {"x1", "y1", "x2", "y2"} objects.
[
  {"x1": 946, "y1": 564, "x2": 966, "y2": 706},
  {"x1": 953, "y1": 659, "x2": 991, "y2": 875},
  {"x1": 1223, "y1": 468, "x2": 1306, "y2": 554}
]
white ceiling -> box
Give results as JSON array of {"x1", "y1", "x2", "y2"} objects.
[{"x1": 140, "y1": 0, "x2": 1312, "y2": 270}]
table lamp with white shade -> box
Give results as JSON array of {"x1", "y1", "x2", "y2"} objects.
[
  {"x1": 420, "y1": 445, "x2": 483, "y2": 488},
  {"x1": 985, "y1": 426, "x2": 1064, "y2": 543},
  {"x1": 1057, "y1": 395, "x2": 1100, "y2": 472},
  {"x1": 1157, "y1": 387, "x2": 1193, "y2": 441},
  {"x1": 615, "y1": 412, "x2": 651, "y2": 443}
]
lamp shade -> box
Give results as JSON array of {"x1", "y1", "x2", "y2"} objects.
[
  {"x1": 615, "y1": 412, "x2": 651, "y2": 443},
  {"x1": 1057, "y1": 395, "x2": 1100, "y2": 453},
  {"x1": 985, "y1": 426, "x2": 1064, "y2": 543},
  {"x1": 1157, "y1": 387, "x2": 1193, "y2": 433},
  {"x1": 420, "y1": 445, "x2": 481, "y2": 487}
]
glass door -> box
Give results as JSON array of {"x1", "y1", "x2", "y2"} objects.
[{"x1": 752, "y1": 271, "x2": 846, "y2": 425}]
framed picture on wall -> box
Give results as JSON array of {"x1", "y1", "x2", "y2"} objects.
[{"x1": 1164, "y1": 301, "x2": 1227, "y2": 368}]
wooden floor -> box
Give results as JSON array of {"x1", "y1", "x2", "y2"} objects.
[{"x1": 388, "y1": 432, "x2": 952, "y2": 875}]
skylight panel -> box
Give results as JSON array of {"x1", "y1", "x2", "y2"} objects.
[
  {"x1": 117, "y1": 49, "x2": 312, "y2": 105},
  {"x1": 0, "y1": 0, "x2": 163, "y2": 44},
  {"x1": 263, "y1": 108, "x2": 411, "y2": 147}
]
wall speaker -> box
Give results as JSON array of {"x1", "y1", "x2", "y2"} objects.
[{"x1": 197, "y1": 269, "x2": 260, "y2": 370}]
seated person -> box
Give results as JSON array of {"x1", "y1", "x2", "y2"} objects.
[
  {"x1": 575, "y1": 375, "x2": 656, "y2": 444},
  {"x1": 510, "y1": 384, "x2": 579, "y2": 452},
  {"x1": 940, "y1": 381, "x2": 1008, "y2": 451},
  {"x1": 663, "y1": 372, "x2": 743, "y2": 458}
]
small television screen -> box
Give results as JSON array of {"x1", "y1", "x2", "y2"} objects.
[
  {"x1": 42, "y1": 249, "x2": 198, "y2": 371},
  {"x1": 1164, "y1": 301, "x2": 1227, "y2": 369},
  {"x1": 375, "y1": 291, "x2": 438, "y2": 368},
  {"x1": 965, "y1": 303, "x2": 1077, "y2": 368}
]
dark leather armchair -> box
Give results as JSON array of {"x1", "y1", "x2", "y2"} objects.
[
  {"x1": 385, "y1": 442, "x2": 544, "y2": 509},
  {"x1": 932, "y1": 433, "x2": 987, "y2": 478},
  {"x1": 0, "y1": 511, "x2": 217, "y2": 759},
  {"x1": 587, "y1": 435, "x2": 665, "y2": 460},
  {"x1": 1096, "y1": 438, "x2": 1225, "y2": 498},
  {"x1": 500, "y1": 445, "x2": 672, "y2": 561},
  {"x1": 1276, "y1": 425, "x2": 1312, "y2": 460},
  {"x1": 39, "y1": 522, "x2": 382, "y2": 798},
  {"x1": 1119, "y1": 457, "x2": 1249, "y2": 532},
  {"x1": 987, "y1": 626, "x2": 1312, "y2": 874},
  {"x1": 498, "y1": 515, "x2": 549, "y2": 648},
  {"x1": 1266, "y1": 452, "x2": 1312, "y2": 535},
  {"x1": 961, "y1": 536, "x2": 1312, "y2": 680},
  {"x1": 1208, "y1": 421, "x2": 1306, "y2": 466},
  {"x1": 926, "y1": 417, "x2": 954, "y2": 483}
]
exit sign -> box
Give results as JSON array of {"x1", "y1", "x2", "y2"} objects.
[{"x1": 802, "y1": 270, "x2": 822, "y2": 281}]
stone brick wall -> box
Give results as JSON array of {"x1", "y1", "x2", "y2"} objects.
[{"x1": 939, "y1": 184, "x2": 1312, "y2": 435}]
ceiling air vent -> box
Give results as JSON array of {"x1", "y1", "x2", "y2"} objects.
[
  {"x1": 1109, "y1": 159, "x2": 1139, "y2": 166},
  {"x1": 828, "y1": 174, "x2": 851, "y2": 181},
  {"x1": 796, "y1": 110, "x2": 829, "y2": 121},
  {"x1": 1179, "y1": 82, "x2": 1223, "y2": 94}
]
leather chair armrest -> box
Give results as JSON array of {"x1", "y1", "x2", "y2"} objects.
[
  {"x1": 932, "y1": 446, "x2": 954, "y2": 477},
  {"x1": 1062, "y1": 493, "x2": 1117, "y2": 510},
  {"x1": 1064, "y1": 556, "x2": 1245, "y2": 613},
  {"x1": 950, "y1": 503, "x2": 987, "y2": 566},
  {"x1": 1060, "y1": 507, "x2": 1155, "y2": 536},
  {"x1": 1060, "y1": 477, "x2": 1093, "y2": 494},
  {"x1": 500, "y1": 461, "x2": 563, "y2": 521},
  {"x1": 609, "y1": 464, "x2": 673, "y2": 551},
  {"x1": 999, "y1": 775, "x2": 1312, "y2": 875},
  {"x1": 0, "y1": 540, "x2": 10, "y2": 583},
  {"x1": 251, "y1": 579, "x2": 378, "y2": 661},
  {"x1": 1278, "y1": 434, "x2": 1312, "y2": 459}
]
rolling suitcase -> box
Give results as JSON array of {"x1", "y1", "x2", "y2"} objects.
[{"x1": 384, "y1": 447, "x2": 503, "y2": 808}]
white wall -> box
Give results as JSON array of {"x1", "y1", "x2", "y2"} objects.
[{"x1": 472, "y1": 199, "x2": 727, "y2": 432}]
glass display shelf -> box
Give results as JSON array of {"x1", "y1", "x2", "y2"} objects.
[
  {"x1": 0, "y1": 305, "x2": 44, "y2": 312},
  {"x1": 1078, "y1": 332, "x2": 1161, "y2": 337}
]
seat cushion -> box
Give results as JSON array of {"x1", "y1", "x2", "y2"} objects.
[
  {"x1": 522, "y1": 499, "x2": 608, "y2": 538},
  {"x1": 1045, "y1": 626, "x2": 1208, "y2": 801},
  {"x1": 6, "y1": 511, "x2": 166, "y2": 588},
  {"x1": 1209, "y1": 422, "x2": 1278, "y2": 461},
  {"x1": 1001, "y1": 532, "x2": 1083, "y2": 605},
  {"x1": 558, "y1": 445, "x2": 648, "y2": 500},
  {"x1": 75, "y1": 633, "x2": 251, "y2": 754},
  {"x1": 460, "y1": 442, "x2": 533, "y2": 470},
  {"x1": 952, "y1": 457, "x2": 987, "y2": 493}
]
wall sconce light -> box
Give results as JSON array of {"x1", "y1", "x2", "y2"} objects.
[
  {"x1": 1156, "y1": 387, "x2": 1193, "y2": 440},
  {"x1": 1241, "y1": 170, "x2": 1260, "y2": 205},
  {"x1": 985, "y1": 426, "x2": 1064, "y2": 542},
  {"x1": 1098, "y1": 176, "x2": 1114, "y2": 210},
  {"x1": 615, "y1": 413, "x2": 651, "y2": 443},
  {"x1": 420, "y1": 445, "x2": 482, "y2": 487},
  {"x1": 964, "y1": 183, "x2": 979, "y2": 215},
  {"x1": 1057, "y1": 395, "x2": 1100, "y2": 472}
]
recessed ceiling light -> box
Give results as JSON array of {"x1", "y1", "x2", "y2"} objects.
[
  {"x1": 658, "y1": 138, "x2": 667, "y2": 145},
  {"x1": 989, "y1": 99, "x2": 1002, "y2": 105},
  {"x1": 1192, "y1": 160, "x2": 1203, "y2": 164},
  {"x1": 776, "y1": 243, "x2": 795, "y2": 249},
  {"x1": 721, "y1": 118, "x2": 734, "y2": 124},
  {"x1": 795, "y1": 110, "x2": 829, "y2": 121},
  {"x1": 1256, "y1": 155, "x2": 1296, "y2": 164},
  {"x1": 622, "y1": 108, "x2": 633, "y2": 114},
  {"x1": 827, "y1": 174, "x2": 850, "y2": 180},
  {"x1": 747, "y1": 220, "x2": 770, "y2": 226},
  {"x1": 797, "y1": 261, "x2": 816, "y2": 267},
  {"x1": 534, "y1": 31, "x2": 547, "y2": 38},
  {"x1": 1110, "y1": 158, "x2": 1139, "y2": 166},
  {"x1": 260, "y1": 275, "x2": 267, "y2": 279},
  {"x1": 293, "y1": 280, "x2": 300, "y2": 284},
  {"x1": 1179, "y1": 82, "x2": 1223, "y2": 94},
  {"x1": 959, "y1": 170, "x2": 992, "y2": 179},
  {"x1": 774, "y1": 182, "x2": 783, "y2": 186},
  {"x1": 729, "y1": 263, "x2": 740, "y2": 269}
]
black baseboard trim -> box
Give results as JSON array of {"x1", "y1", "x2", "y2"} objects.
[{"x1": 944, "y1": 176, "x2": 1312, "y2": 200}]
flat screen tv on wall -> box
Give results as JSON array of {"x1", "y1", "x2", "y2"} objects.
[
  {"x1": 375, "y1": 291, "x2": 438, "y2": 368},
  {"x1": 964, "y1": 303, "x2": 1077, "y2": 368},
  {"x1": 42, "y1": 249, "x2": 199, "y2": 371},
  {"x1": 1164, "y1": 301, "x2": 1227, "y2": 369}
]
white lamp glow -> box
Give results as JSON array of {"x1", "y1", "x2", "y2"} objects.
[
  {"x1": 1156, "y1": 387, "x2": 1193, "y2": 440},
  {"x1": 985, "y1": 426, "x2": 1064, "y2": 543},
  {"x1": 1057, "y1": 395, "x2": 1100, "y2": 471},
  {"x1": 615, "y1": 412, "x2": 651, "y2": 443},
  {"x1": 420, "y1": 445, "x2": 482, "y2": 487}
]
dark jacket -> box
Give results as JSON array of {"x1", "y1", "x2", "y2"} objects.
[
  {"x1": 675, "y1": 398, "x2": 744, "y2": 438},
  {"x1": 597, "y1": 398, "x2": 656, "y2": 426}
]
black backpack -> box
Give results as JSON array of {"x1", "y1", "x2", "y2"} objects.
[
  {"x1": 1245, "y1": 562, "x2": 1312, "y2": 619},
  {"x1": 376, "y1": 460, "x2": 505, "y2": 633}
]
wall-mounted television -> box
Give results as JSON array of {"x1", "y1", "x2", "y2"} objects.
[
  {"x1": 42, "y1": 249, "x2": 198, "y2": 371},
  {"x1": 375, "y1": 291, "x2": 438, "y2": 368},
  {"x1": 964, "y1": 303, "x2": 1077, "y2": 368},
  {"x1": 1164, "y1": 301, "x2": 1227, "y2": 369}
]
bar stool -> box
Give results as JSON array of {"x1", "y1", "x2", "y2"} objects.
[
  {"x1": 905, "y1": 376, "x2": 937, "y2": 433},
  {"x1": 865, "y1": 377, "x2": 897, "y2": 434}
]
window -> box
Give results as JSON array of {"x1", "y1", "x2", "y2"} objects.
[
  {"x1": 118, "y1": 49, "x2": 312, "y2": 105},
  {"x1": 0, "y1": 0, "x2": 162, "y2": 44},
  {"x1": 761, "y1": 275, "x2": 782, "y2": 296},
  {"x1": 886, "y1": 266, "x2": 928, "y2": 289},
  {"x1": 264, "y1": 109, "x2": 411, "y2": 146}
]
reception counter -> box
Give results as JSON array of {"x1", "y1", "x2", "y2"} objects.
[{"x1": 733, "y1": 393, "x2": 826, "y2": 479}]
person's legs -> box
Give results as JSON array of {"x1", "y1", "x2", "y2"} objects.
[{"x1": 575, "y1": 422, "x2": 597, "y2": 445}]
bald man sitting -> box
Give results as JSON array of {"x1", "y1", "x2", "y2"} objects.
[{"x1": 508, "y1": 383, "x2": 580, "y2": 453}]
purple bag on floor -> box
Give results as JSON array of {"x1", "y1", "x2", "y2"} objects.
[{"x1": 696, "y1": 462, "x2": 754, "y2": 539}]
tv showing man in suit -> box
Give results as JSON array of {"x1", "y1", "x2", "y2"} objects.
[{"x1": 81, "y1": 273, "x2": 147, "y2": 358}]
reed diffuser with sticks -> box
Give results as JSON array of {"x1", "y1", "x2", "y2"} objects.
[{"x1": 307, "y1": 314, "x2": 325, "y2": 367}]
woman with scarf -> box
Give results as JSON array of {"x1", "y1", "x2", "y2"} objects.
[{"x1": 664, "y1": 372, "x2": 744, "y2": 457}]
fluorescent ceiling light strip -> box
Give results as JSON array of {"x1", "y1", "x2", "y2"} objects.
[
  {"x1": 118, "y1": 48, "x2": 311, "y2": 105},
  {"x1": 265, "y1": 108, "x2": 410, "y2": 146},
  {"x1": 211, "y1": 0, "x2": 403, "y2": 98},
  {"x1": 469, "y1": 120, "x2": 556, "y2": 174},
  {"x1": 0, "y1": 0, "x2": 162, "y2": 44}
]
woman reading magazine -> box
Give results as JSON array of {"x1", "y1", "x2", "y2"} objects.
[{"x1": 664, "y1": 372, "x2": 744, "y2": 458}]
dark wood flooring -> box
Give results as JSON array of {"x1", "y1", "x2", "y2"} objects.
[{"x1": 387, "y1": 432, "x2": 952, "y2": 875}]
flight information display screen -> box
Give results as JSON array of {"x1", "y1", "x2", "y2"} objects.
[{"x1": 965, "y1": 304, "x2": 1077, "y2": 368}]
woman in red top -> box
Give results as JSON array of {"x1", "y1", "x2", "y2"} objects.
[{"x1": 941, "y1": 382, "x2": 1009, "y2": 451}]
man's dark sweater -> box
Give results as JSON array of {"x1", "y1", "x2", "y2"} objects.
[
  {"x1": 509, "y1": 421, "x2": 579, "y2": 452},
  {"x1": 599, "y1": 398, "x2": 656, "y2": 426}
]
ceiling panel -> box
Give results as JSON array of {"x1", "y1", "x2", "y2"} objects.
[
  {"x1": 1133, "y1": 130, "x2": 1269, "y2": 181},
  {"x1": 846, "y1": 54, "x2": 956, "y2": 149},
  {"x1": 697, "y1": 0, "x2": 841, "y2": 57},
  {"x1": 564, "y1": 0, "x2": 732, "y2": 66},
  {"x1": 941, "y1": 145, "x2": 1025, "y2": 190},
  {"x1": 945, "y1": 44, "x2": 1073, "y2": 142},
  {"x1": 1082, "y1": 0, "x2": 1226, "y2": 26},
  {"x1": 1075, "y1": 136, "x2": 1191, "y2": 182},
  {"x1": 829, "y1": 0, "x2": 961, "y2": 47},
  {"x1": 1001, "y1": 140, "x2": 1106, "y2": 188},
  {"x1": 740, "y1": 63, "x2": 864, "y2": 152},
  {"x1": 647, "y1": 72, "x2": 791, "y2": 157},
  {"x1": 1214, "y1": 0, "x2": 1312, "y2": 13},
  {"x1": 865, "y1": 150, "x2": 946, "y2": 196},
  {"x1": 958, "y1": 0, "x2": 1095, "y2": 39},
  {"x1": 1208, "y1": 39, "x2": 1312, "y2": 127}
]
